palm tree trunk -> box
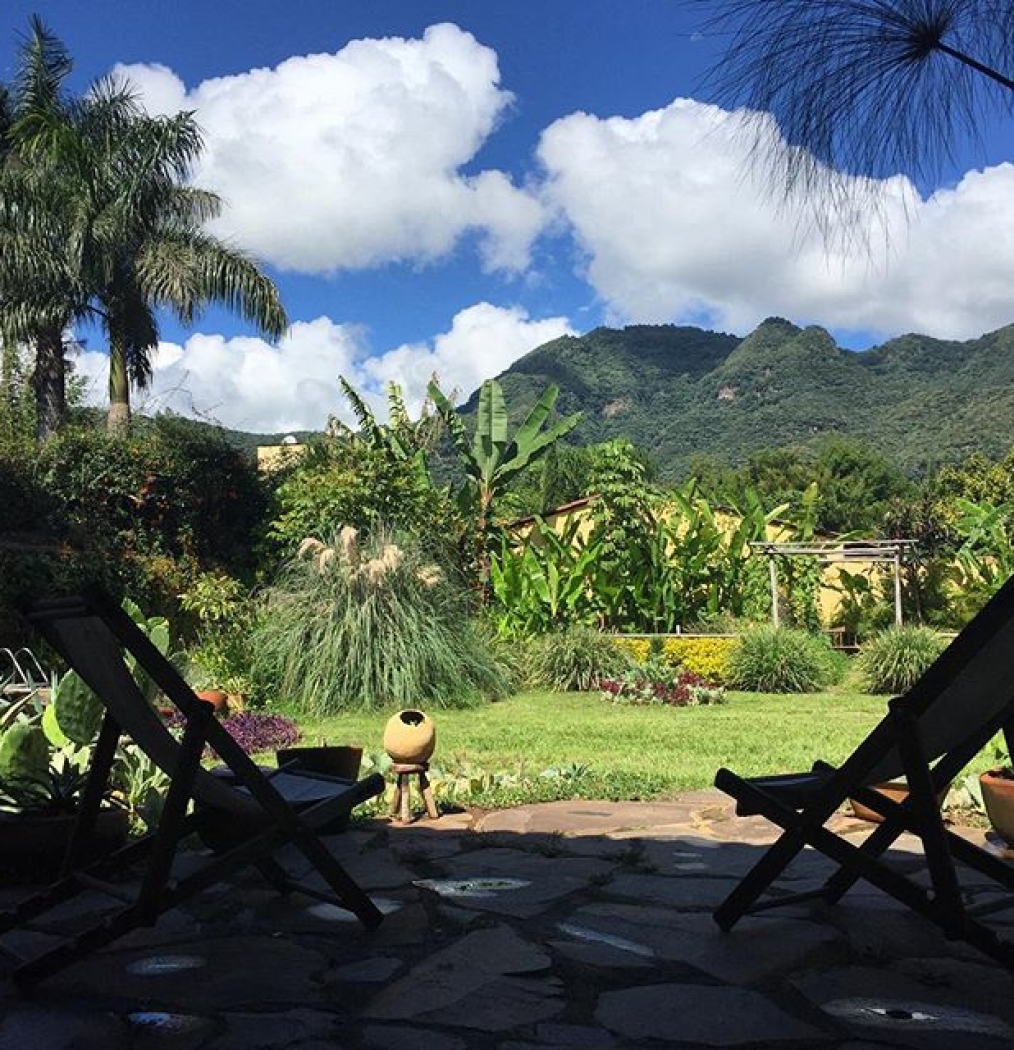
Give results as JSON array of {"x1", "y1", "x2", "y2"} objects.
[
  {"x1": 32, "y1": 325, "x2": 65, "y2": 442},
  {"x1": 107, "y1": 331, "x2": 130, "y2": 433}
]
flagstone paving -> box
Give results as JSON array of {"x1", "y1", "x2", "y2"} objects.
[{"x1": 1, "y1": 790, "x2": 1012, "y2": 1049}]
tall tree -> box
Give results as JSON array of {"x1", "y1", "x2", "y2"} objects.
[
  {"x1": 0, "y1": 17, "x2": 79, "y2": 440},
  {"x1": 0, "y1": 18, "x2": 288, "y2": 435},
  {"x1": 700, "y1": 1, "x2": 1014, "y2": 227},
  {"x1": 78, "y1": 85, "x2": 288, "y2": 430}
]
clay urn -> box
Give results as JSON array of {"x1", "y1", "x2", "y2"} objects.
[
  {"x1": 383, "y1": 709, "x2": 436, "y2": 765},
  {"x1": 980, "y1": 769, "x2": 1014, "y2": 845},
  {"x1": 195, "y1": 689, "x2": 229, "y2": 714}
]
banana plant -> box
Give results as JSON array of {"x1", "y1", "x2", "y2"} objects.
[{"x1": 429, "y1": 378, "x2": 582, "y2": 583}]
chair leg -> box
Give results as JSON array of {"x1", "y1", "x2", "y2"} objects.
[
  {"x1": 289, "y1": 830, "x2": 383, "y2": 928},
  {"x1": 715, "y1": 828, "x2": 808, "y2": 930},
  {"x1": 821, "y1": 814, "x2": 906, "y2": 905},
  {"x1": 399, "y1": 773, "x2": 412, "y2": 824},
  {"x1": 420, "y1": 771, "x2": 439, "y2": 820}
]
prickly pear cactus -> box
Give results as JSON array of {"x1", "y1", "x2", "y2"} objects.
[
  {"x1": 122, "y1": 598, "x2": 171, "y2": 704},
  {"x1": 0, "y1": 723, "x2": 49, "y2": 784},
  {"x1": 49, "y1": 670, "x2": 103, "y2": 747}
]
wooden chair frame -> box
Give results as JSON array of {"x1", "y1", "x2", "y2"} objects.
[
  {"x1": 714, "y1": 572, "x2": 1014, "y2": 968},
  {"x1": 0, "y1": 587, "x2": 385, "y2": 986}
]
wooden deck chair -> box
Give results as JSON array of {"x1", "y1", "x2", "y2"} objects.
[
  {"x1": 0, "y1": 586, "x2": 386, "y2": 987},
  {"x1": 714, "y1": 571, "x2": 1014, "y2": 968}
]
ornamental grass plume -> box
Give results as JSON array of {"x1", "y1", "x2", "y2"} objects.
[{"x1": 252, "y1": 526, "x2": 509, "y2": 715}]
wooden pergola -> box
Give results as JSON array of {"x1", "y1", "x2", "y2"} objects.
[{"x1": 750, "y1": 539, "x2": 918, "y2": 628}]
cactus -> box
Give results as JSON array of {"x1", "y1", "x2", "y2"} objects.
[
  {"x1": 0, "y1": 723, "x2": 49, "y2": 784},
  {"x1": 122, "y1": 598, "x2": 172, "y2": 704},
  {"x1": 49, "y1": 670, "x2": 103, "y2": 747}
]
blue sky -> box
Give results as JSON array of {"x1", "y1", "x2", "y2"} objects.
[{"x1": 4, "y1": 2, "x2": 1013, "y2": 431}]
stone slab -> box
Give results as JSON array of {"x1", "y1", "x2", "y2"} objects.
[
  {"x1": 0, "y1": 1005, "x2": 129, "y2": 1050},
  {"x1": 604, "y1": 873, "x2": 744, "y2": 910},
  {"x1": 561, "y1": 902, "x2": 844, "y2": 983},
  {"x1": 425, "y1": 848, "x2": 614, "y2": 917},
  {"x1": 596, "y1": 983, "x2": 825, "y2": 1044},
  {"x1": 363, "y1": 926, "x2": 563, "y2": 1032},
  {"x1": 48, "y1": 935, "x2": 333, "y2": 1011}
]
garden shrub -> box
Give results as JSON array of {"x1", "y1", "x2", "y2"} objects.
[
  {"x1": 612, "y1": 635, "x2": 737, "y2": 684},
  {"x1": 533, "y1": 626, "x2": 632, "y2": 692},
  {"x1": 251, "y1": 527, "x2": 508, "y2": 714},
  {"x1": 859, "y1": 625, "x2": 946, "y2": 694},
  {"x1": 728, "y1": 626, "x2": 839, "y2": 693}
]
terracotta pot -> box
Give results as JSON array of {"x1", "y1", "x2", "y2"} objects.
[
  {"x1": 276, "y1": 745, "x2": 363, "y2": 781},
  {"x1": 194, "y1": 689, "x2": 229, "y2": 713},
  {"x1": 980, "y1": 769, "x2": 1014, "y2": 845},
  {"x1": 383, "y1": 710, "x2": 436, "y2": 764},
  {"x1": 849, "y1": 779, "x2": 950, "y2": 824}
]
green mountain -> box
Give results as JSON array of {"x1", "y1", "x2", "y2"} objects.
[{"x1": 468, "y1": 318, "x2": 1014, "y2": 478}]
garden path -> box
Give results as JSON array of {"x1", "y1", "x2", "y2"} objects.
[{"x1": 0, "y1": 791, "x2": 1012, "y2": 1049}]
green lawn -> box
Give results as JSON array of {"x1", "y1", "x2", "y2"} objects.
[{"x1": 289, "y1": 690, "x2": 908, "y2": 804}]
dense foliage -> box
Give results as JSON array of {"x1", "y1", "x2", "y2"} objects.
[
  {"x1": 480, "y1": 318, "x2": 1014, "y2": 479},
  {"x1": 0, "y1": 415, "x2": 268, "y2": 641}
]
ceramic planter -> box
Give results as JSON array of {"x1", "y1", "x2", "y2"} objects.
[
  {"x1": 849, "y1": 779, "x2": 950, "y2": 823},
  {"x1": 276, "y1": 745, "x2": 362, "y2": 781},
  {"x1": 195, "y1": 689, "x2": 229, "y2": 713},
  {"x1": 0, "y1": 807, "x2": 130, "y2": 881},
  {"x1": 383, "y1": 710, "x2": 436, "y2": 765},
  {"x1": 980, "y1": 769, "x2": 1014, "y2": 845}
]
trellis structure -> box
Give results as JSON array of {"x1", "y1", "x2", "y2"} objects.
[{"x1": 750, "y1": 539, "x2": 918, "y2": 628}]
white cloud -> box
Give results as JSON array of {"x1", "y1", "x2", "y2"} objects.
[
  {"x1": 114, "y1": 24, "x2": 545, "y2": 275},
  {"x1": 537, "y1": 99, "x2": 1014, "y2": 339},
  {"x1": 72, "y1": 304, "x2": 573, "y2": 432},
  {"x1": 363, "y1": 302, "x2": 575, "y2": 410}
]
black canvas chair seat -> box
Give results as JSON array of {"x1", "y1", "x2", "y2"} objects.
[
  {"x1": 0, "y1": 586, "x2": 386, "y2": 987},
  {"x1": 714, "y1": 572, "x2": 1014, "y2": 968}
]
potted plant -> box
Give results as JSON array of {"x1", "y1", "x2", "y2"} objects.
[
  {"x1": 0, "y1": 671, "x2": 129, "y2": 880},
  {"x1": 975, "y1": 738, "x2": 1014, "y2": 845}
]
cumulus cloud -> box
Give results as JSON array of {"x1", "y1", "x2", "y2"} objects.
[
  {"x1": 537, "y1": 99, "x2": 1014, "y2": 339},
  {"x1": 73, "y1": 304, "x2": 573, "y2": 432},
  {"x1": 114, "y1": 24, "x2": 545, "y2": 275}
]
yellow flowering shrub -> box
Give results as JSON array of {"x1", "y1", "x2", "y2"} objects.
[{"x1": 613, "y1": 635, "x2": 738, "y2": 685}]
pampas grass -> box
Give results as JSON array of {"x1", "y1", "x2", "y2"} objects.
[{"x1": 252, "y1": 527, "x2": 508, "y2": 714}]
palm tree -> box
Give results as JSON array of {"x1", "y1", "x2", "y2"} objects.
[
  {"x1": 0, "y1": 17, "x2": 80, "y2": 440},
  {"x1": 700, "y1": 1, "x2": 1014, "y2": 227},
  {"x1": 72, "y1": 83, "x2": 288, "y2": 430},
  {"x1": 0, "y1": 18, "x2": 288, "y2": 436}
]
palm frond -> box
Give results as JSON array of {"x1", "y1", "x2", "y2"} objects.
[{"x1": 700, "y1": 0, "x2": 1014, "y2": 231}]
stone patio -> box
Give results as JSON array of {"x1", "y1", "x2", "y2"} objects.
[{"x1": 1, "y1": 790, "x2": 1013, "y2": 1049}]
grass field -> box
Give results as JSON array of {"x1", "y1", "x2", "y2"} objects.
[{"x1": 288, "y1": 689, "x2": 920, "y2": 804}]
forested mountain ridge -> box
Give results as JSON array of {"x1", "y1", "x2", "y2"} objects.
[{"x1": 466, "y1": 317, "x2": 1014, "y2": 478}]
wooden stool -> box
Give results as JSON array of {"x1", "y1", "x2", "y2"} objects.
[{"x1": 389, "y1": 763, "x2": 439, "y2": 824}]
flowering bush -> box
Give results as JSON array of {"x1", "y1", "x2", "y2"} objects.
[
  {"x1": 612, "y1": 635, "x2": 737, "y2": 684},
  {"x1": 163, "y1": 710, "x2": 301, "y2": 756},
  {"x1": 600, "y1": 668, "x2": 725, "y2": 707}
]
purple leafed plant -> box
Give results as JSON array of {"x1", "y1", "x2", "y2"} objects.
[{"x1": 162, "y1": 710, "x2": 301, "y2": 755}]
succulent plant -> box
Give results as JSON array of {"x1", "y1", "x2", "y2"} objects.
[
  {"x1": 48, "y1": 670, "x2": 103, "y2": 747},
  {"x1": 0, "y1": 723, "x2": 50, "y2": 786}
]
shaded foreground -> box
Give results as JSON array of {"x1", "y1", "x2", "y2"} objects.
[{"x1": 1, "y1": 790, "x2": 1011, "y2": 1048}]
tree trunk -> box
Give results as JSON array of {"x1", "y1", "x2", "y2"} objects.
[
  {"x1": 32, "y1": 326, "x2": 66, "y2": 442},
  {"x1": 107, "y1": 332, "x2": 130, "y2": 433}
]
